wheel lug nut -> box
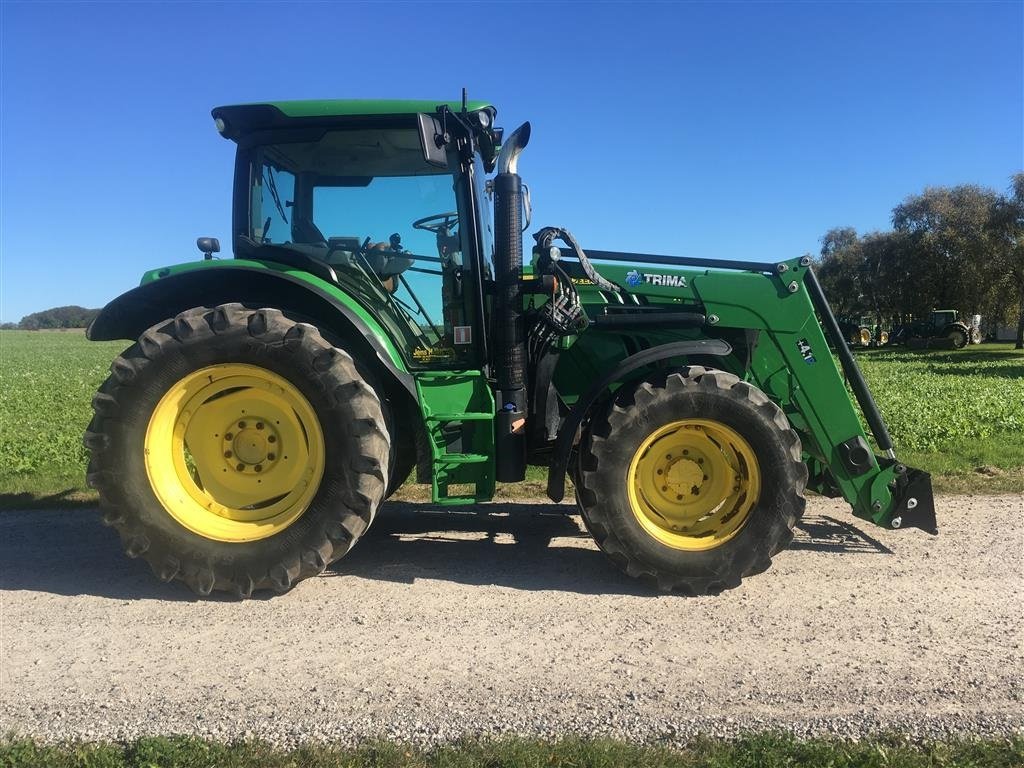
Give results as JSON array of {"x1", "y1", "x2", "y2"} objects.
[
  {"x1": 256, "y1": 422, "x2": 264, "y2": 430},
  {"x1": 268, "y1": 435, "x2": 276, "y2": 444},
  {"x1": 267, "y1": 453, "x2": 276, "y2": 461},
  {"x1": 236, "y1": 463, "x2": 245, "y2": 471},
  {"x1": 224, "y1": 451, "x2": 233, "y2": 459},
  {"x1": 225, "y1": 432, "x2": 233, "y2": 440},
  {"x1": 683, "y1": 449, "x2": 689, "y2": 455},
  {"x1": 656, "y1": 469, "x2": 663, "y2": 475},
  {"x1": 238, "y1": 421, "x2": 247, "y2": 429},
  {"x1": 255, "y1": 464, "x2": 263, "y2": 472}
]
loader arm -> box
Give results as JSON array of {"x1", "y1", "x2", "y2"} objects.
[{"x1": 543, "y1": 252, "x2": 936, "y2": 535}]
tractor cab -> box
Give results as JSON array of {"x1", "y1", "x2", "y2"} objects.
[
  {"x1": 212, "y1": 101, "x2": 501, "y2": 369},
  {"x1": 930, "y1": 310, "x2": 957, "y2": 329}
]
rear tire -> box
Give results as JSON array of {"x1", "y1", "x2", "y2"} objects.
[
  {"x1": 576, "y1": 367, "x2": 806, "y2": 595},
  {"x1": 947, "y1": 327, "x2": 968, "y2": 349},
  {"x1": 84, "y1": 303, "x2": 390, "y2": 597}
]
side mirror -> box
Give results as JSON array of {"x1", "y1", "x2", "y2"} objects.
[
  {"x1": 416, "y1": 113, "x2": 449, "y2": 168},
  {"x1": 197, "y1": 237, "x2": 220, "y2": 260}
]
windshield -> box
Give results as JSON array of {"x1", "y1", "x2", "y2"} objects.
[{"x1": 245, "y1": 126, "x2": 478, "y2": 367}]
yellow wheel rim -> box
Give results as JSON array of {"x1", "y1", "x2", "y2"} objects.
[
  {"x1": 627, "y1": 418, "x2": 760, "y2": 551},
  {"x1": 859, "y1": 328, "x2": 871, "y2": 346},
  {"x1": 879, "y1": 331, "x2": 889, "y2": 345},
  {"x1": 144, "y1": 364, "x2": 325, "y2": 543}
]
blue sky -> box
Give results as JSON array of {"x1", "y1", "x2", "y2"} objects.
[{"x1": 1, "y1": 1, "x2": 1021, "y2": 323}]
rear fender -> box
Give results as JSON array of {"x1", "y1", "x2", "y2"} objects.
[{"x1": 88, "y1": 262, "x2": 416, "y2": 400}]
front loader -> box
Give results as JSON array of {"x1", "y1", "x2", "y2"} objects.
[{"x1": 85, "y1": 98, "x2": 937, "y2": 597}]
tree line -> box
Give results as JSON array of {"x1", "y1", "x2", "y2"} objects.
[
  {"x1": 0, "y1": 305, "x2": 101, "y2": 331},
  {"x1": 815, "y1": 173, "x2": 1024, "y2": 347}
]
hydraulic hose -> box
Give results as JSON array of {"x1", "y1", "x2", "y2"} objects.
[{"x1": 534, "y1": 227, "x2": 621, "y2": 293}]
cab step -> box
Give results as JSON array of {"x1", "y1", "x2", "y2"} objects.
[{"x1": 414, "y1": 371, "x2": 496, "y2": 505}]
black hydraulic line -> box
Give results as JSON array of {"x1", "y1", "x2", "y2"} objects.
[
  {"x1": 558, "y1": 248, "x2": 776, "y2": 274},
  {"x1": 589, "y1": 312, "x2": 706, "y2": 330},
  {"x1": 804, "y1": 267, "x2": 895, "y2": 455}
]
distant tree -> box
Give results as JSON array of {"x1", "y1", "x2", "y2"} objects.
[
  {"x1": 0, "y1": 322, "x2": 17, "y2": 330},
  {"x1": 892, "y1": 185, "x2": 1005, "y2": 322},
  {"x1": 859, "y1": 231, "x2": 908, "y2": 321},
  {"x1": 990, "y1": 173, "x2": 1024, "y2": 348},
  {"x1": 816, "y1": 227, "x2": 864, "y2": 317},
  {"x1": 17, "y1": 305, "x2": 100, "y2": 330},
  {"x1": 817, "y1": 179, "x2": 1022, "y2": 336}
]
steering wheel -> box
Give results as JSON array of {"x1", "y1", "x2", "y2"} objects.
[{"x1": 412, "y1": 212, "x2": 459, "y2": 234}]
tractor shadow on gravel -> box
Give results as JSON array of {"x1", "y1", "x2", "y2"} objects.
[
  {"x1": 328, "y1": 501, "x2": 656, "y2": 596},
  {"x1": 0, "y1": 504, "x2": 890, "y2": 599},
  {"x1": 791, "y1": 515, "x2": 893, "y2": 555},
  {"x1": 0, "y1": 508, "x2": 202, "y2": 601},
  {"x1": 327, "y1": 503, "x2": 893, "y2": 593}
]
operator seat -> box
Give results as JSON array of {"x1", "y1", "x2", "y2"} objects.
[{"x1": 324, "y1": 240, "x2": 413, "y2": 292}]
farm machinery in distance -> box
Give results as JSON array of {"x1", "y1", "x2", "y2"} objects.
[
  {"x1": 837, "y1": 316, "x2": 888, "y2": 347},
  {"x1": 891, "y1": 310, "x2": 983, "y2": 349}
]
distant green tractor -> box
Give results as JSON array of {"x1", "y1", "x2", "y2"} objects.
[
  {"x1": 892, "y1": 310, "x2": 982, "y2": 349},
  {"x1": 84, "y1": 98, "x2": 936, "y2": 597},
  {"x1": 838, "y1": 316, "x2": 888, "y2": 347}
]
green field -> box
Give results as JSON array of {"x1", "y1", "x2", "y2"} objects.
[
  {"x1": 1, "y1": 330, "x2": 1022, "y2": 506},
  {"x1": 2, "y1": 734, "x2": 1021, "y2": 768}
]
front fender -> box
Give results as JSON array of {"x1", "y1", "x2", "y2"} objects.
[
  {"x1": 546, "y1": 339, "x2": 733, "y2": 502},
  {"x1": 88, "y1": 260, "x2": 415, "y2": 397}
]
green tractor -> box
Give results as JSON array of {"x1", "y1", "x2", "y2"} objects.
[
  {"x1": 837, "y1": 316, "x2": 888, "y2": 347},
  {"x1": 892, "y1": 310, "x2": 982, "y2": 349},
  {"x1": 84, "y1": 98, "x2": 937, "y2": 597}
]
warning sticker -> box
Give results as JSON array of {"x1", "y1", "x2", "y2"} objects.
[{"x1": 454, "y1": 326, "x2": 472, "y2": 345}]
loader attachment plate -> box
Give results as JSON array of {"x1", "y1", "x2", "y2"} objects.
[{"x1": 891, "y1": 466, "x2": 938, "y2": 535}]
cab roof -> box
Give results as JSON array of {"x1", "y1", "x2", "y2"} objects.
[{"x1": 212, "y1": 99, "x2": 493, "y2": 140}]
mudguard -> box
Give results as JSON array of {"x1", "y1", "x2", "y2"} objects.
[
  {"x1": 546, "y1": 339, "x2": 733, "y2": 502},
  {"x1": 88, "y1": 261, "x2": 416, "y2": 398}
]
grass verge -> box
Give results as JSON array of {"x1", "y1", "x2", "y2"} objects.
[
  {"x1": 2, "y1": 734, "x2": 1022, "y2": 768},
  {"x1": 1, "y1": 331, "x2": 1021, "y2": 508}
]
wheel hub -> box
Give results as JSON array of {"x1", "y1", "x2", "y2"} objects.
[
  {"x1": 144, "y1": 364, "x2": 325, "y2": 543},
  {"x1": 223, "y1": 420, "x2": 280, "y2": 472},
  {"x1": 627, "y1": 419, "x2": 760, "y2": 550},
  {"x1": 664, "y1": 456, "x2": 705, "y2": 497}
]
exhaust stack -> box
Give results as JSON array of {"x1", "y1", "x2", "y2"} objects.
[{"x1": 493, "y1": 123, "x2": 531, "y2": 482}]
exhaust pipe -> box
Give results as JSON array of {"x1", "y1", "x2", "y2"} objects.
[
  {"x1": 495, "y1": 122, "x2": 530, "y2": 175},
  {"x1": 493, "y1": 122, "x2": 531, "y2": 482}
]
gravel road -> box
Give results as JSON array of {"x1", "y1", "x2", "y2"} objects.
[{"x1": 1, "y1": 494, "x2": 1021, "y2": 746}]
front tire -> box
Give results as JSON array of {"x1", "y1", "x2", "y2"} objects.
[
  {"x1": 84, "y1": 303, "x2": 390, "y2": 597},
  {"x1": 576, "y1": 367, "x2": 806, "y2": 595}
]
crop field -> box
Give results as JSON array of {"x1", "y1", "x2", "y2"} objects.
[{"x1": 1, "y1": 330, "x2": 1022, "y2": 504}]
